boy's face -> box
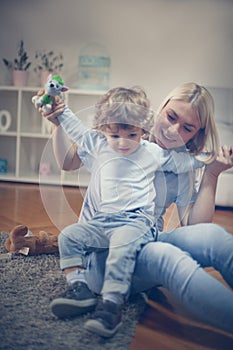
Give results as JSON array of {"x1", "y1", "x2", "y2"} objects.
[{"x1": 103, "y1": 125, "x2": 144, "y2": 155}]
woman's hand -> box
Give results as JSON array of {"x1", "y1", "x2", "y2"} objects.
[
  {"x1": 205, "y1": 145, "x2": 233, "y2": 177},
  {"x1": 187, "y1": 145, "x2": 233, "y2": 225}
]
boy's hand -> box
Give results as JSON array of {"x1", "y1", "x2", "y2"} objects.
[{"x1": 37, "y1": 89, "x2": 65, "y2": 126}]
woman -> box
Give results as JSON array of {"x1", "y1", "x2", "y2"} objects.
[{"x1": 40, "y1": 82, "x2": 233, "y2": 334}]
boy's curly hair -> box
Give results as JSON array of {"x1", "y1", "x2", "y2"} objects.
[{"x1": 93, "y1": 86, "x2": 154, "y2": 135}]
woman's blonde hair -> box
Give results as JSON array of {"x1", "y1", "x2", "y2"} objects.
[
  {"x1": 156, "y1": 82, "x2": 219, "y2": 163},
  {"x1": 93, "y1": 86, "x2": 154, "y2": 134}
]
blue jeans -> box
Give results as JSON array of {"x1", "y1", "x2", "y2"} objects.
[
  {"x1": 58, "y1": 222, "x2": 233, "y2": 334},
  {"x1": 157, "y1": 223, "x2": 233, "y2": 288},
  {"x1": 59, "y1": 211, "x2": 156, "y2": 296}
]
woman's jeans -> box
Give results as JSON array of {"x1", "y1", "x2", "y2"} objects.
[{"x1": 59, "y1": 222, "x2": 233, "y2": 334}]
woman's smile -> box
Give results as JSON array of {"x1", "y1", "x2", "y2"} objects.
[{"x1": 154, "y1": 100, "x2": 201, "y2": 149}]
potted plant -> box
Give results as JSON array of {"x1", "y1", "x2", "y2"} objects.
[
  {"x1": 34, "y1": 50, "x2": 64, "y2": 85},
  {"x1": 2, "y1": 40, "x2": 31, "y2": 86}
]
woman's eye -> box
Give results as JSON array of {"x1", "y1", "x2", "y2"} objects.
[
  {"x1": 184, "y1": 126, "x2": 192, "y2": 133},
  {"x1": 111, "y1": 135, "x2": 119, "y2": 139},
  {"x1": 168, "y1": 114, "x2": 175, "y2": 121}
]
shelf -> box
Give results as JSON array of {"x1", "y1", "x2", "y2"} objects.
[
  {"x1": 0, "y1": 85, "x2": 106, "y2": 95},
  {"x1": 0, "y1": 86, "x2": 103, "y2": 186},
  {"x1": 0, "y1": 85, "x2": 40, "y2": 92},
  {"x1": 0, "y1": 131, "x2": 17, "y2": 137},
  {"x1": 20, "y1": 132, "x2": 52, "y2": 138}
]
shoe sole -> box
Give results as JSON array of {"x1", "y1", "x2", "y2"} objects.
[
  {"x1": 84, "y1": 319, "x2": 122, "y2": 338},
  {"x1": 50, "y1": 297, "x2": 97, "y2": 318}
]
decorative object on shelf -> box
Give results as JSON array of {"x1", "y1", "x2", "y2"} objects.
[
  {"x1": 0, "y1": 159, "x2": 7, "y2": 173},
  {"x1": 39, "y1": 70, "x2": 52, "y2": 86},
  {"x1": 34, "y1": 50, "x2": 64, "y2": 86},
  {"x1": 12, "y1": 70, "x2": 29, "y2": 86},
  {"x1": 32, "y1": 74, "x2": 68, "y2": 113},
  {"x1": 78, "y1": 43, "x2": 110, "y2": 90},
  {"x1": 0, "y1": 110, "x2": 12, "y2": 132},
  {"x1": 2, "y1": 40, "x2": 31, "y2": 86},
  {"x1": 39, "y1": 162, "x2": 51, "y2": 177}
]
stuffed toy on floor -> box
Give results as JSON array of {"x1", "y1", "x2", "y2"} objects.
[{"x1": 4, "y1": 225, "x2": 58, "y2": 255}]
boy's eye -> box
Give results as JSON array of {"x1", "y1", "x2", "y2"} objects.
[
  {"x1": 129, "y1": 133, "x2": 137, "y2": 138},
  {"x1": 111, "y1": 135, "x2": 119, "y2": 139}
]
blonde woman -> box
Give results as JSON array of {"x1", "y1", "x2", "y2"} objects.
[{"x1": 40, "y1": 82, "x2": 233, "y2": 335}]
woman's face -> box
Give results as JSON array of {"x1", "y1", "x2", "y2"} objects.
[{"x1": 153, "y1": 99, "x2": 201, "y2": 149}]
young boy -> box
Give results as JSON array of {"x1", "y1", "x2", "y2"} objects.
[{"x1": 51, "y1": 86, "x2": 204, "y2": 337}]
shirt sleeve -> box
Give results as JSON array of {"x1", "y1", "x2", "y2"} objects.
[
  {"x1": 155, "y1": 171, "x2": 198, "y2": 231},
  {"x1": 57, "y1": 107, "x2": 101, "y2": 171},
  {"x1": 58, "y1": 107, "x2": 94, "y2": 147},
  {"x1": 161, "y1": 149, "x2": 204, "y2": 173}
]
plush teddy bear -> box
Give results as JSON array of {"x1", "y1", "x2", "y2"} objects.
[{"x1": 4, "y1": 225, "x2": 59, "y2": 255}]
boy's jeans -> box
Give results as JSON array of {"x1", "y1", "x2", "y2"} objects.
[{"x1": 59, "y1": 210, "x2": 156, "y2": 296}]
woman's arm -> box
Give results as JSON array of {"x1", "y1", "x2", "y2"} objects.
[
  {"x1": 179, "y1": 146, "x2": 233, "y2": 225},
  {"x1": 39, "y1": 97, "x2": 83, "y2": 171}
]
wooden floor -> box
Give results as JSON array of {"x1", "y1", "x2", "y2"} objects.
[{"x1": 0, "y1": 181, "x2": 233, "y2": 349}]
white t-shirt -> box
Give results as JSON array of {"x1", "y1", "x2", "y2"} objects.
[{"x1": 58, "y1": 107, "x2": 202, "y2": 225}]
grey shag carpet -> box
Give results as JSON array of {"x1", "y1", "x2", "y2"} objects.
[{"x1": 0, "y1": 232, "x2": 146, "y2": 350}]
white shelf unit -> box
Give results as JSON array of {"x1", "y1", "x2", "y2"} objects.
[{"x1": 0, "y1": 86, "x2": 106, "y2": 187}]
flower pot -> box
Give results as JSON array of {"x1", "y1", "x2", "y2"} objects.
[
  {"x1": 40, "y1": 70, "x2": 52, "y2": 86},
  {"x1": 13, "y1": 70, "x2": 29, "y2": 86}
]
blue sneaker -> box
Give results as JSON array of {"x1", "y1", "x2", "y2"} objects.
[
  {"x1": 50, "y1": 281, "x2": 97, "y2": 318},
  {"x1": 84, "y1": 299, "x2": 122, "y2": 338}
]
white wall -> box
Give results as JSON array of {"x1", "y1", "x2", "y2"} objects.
[{"x1": 0, "y1": 0, "x2": 233, "y2": 109}]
